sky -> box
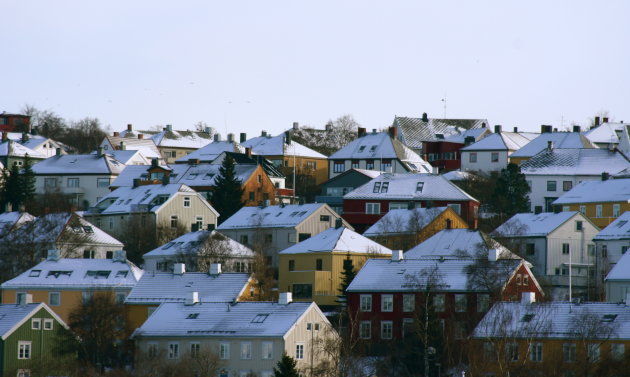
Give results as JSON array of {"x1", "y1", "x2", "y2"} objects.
[{"x1": 2, "y1": 1, "x2": 629, "y2": 137}]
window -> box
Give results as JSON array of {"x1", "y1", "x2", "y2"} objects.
[
  {"x1": 613, "y1": 204, "x2": 621, "y2": 217},
  {"x1": 381, "y1": 182, "x2": 389, "y2": 193},
  {"x1": 360, "y1": 294, "x2": 372, "y2": 312},
  {"x1": 596, "y1": 205, "x2": 603, "y2": 218},
  {"x1": 288, "y1": 260, "x2": 295, "y2": 271},
  {"x1": 316, "y1": 259, "x2": 323, "y2": 271},
  {"x1": 44, "y1": 178, "x2": 57, "y2": 188},
  {"x1": 455, "y1": 294, "x2": 467, "y2": 312},
  {"x1": 31, "y1": 319, "x2": 41, "y2": 330},
  {"x1": 382, "y1": 159, "x2": 392, "y2": 171},
  {"x1": 190, "y1": 342, "x2": 200, "y2": 358},
  {"x1": 18, "y1": 341, "x2": 31, "y2": 359},
  {"x1": 49, "y1": 292, "x2": 60, "y2": 306},
  {"x1": 381, "y1": 321, "x2": 393, "y2": 339},
  {"x1": 360, "y1": 321, "x2": 371, "y2": 339},
  {"x1": 587, "y1": 343, "x2": 600, "y2": 363},
  {"x1": 477, "y1": 294, "x2": 490, "y2": 312},
  {"x1": 576, "y1": 221, "x2": 583, "y2": 231},
  {"x1": 292, "y1": 284, "x2": 312, "y2": 299},
  {"x1": 262, "y1": 342, "x2": 273, "y2": 359},
  {"x1": 320, "y1": 215, "x2": 330, "y2": 222},
  {"x1": 183, "y1": 196, "x2": 191, "y2": 207},
  {"x1": 97, "y1": 178, "x2": 110, "y2": 187},
  {"x1": 366, "y1": 203, "x2": 381, "y2": 214},
  {"x1": 506, "y1": 343, "x2": 518, "y2": 362},
  {"x1": 611, "y1": 343, "x2": 625, "y2": 361},
  {"x1": 546, "y1": 180, "x2": 556, "y2": 191},
  {"x1": 168, "y1": 342, "x2": 179, "y2": 359},
  {"x1": 220, "y1": 342, "x2": 230, "y2": 360},
  {"x1": 563, "y1": 343, "x2": 576, "y2": 362},
  {"x1": 403, "y1": 294, "x2": 415, "y2": 312},
  {"x1": 67, "y1": 178, "x2": 79, "y2": 188},
  {"x1": 240, "y1": 235, "x2": 249, "y2": 245},
  {"x1": 433, "y1": 294, "x2": 445, "y2": 312},
  {"x1": 351, "y1": 160, "x2": 360, "y2": 169},
  {"x1": 373, "y1": 182, "x2": 382, "y2": 193},
  {"x1": 526, "y1": 243, "x2": 535, "y2": 255},
  {"x1": 366, "y1": 160, "x2": 374, "y2": 170},
  {"x1": 333, "y1": 161, "x2": 345, "y2": 173},
  {"x1": 562, "y1": 243, "x2": 570, "y2": 254},
  {"x1": 416, "y1": 182, "x2": 424, "y2": 193},
  {"x1": 491, "y1": 152, "x2": 499, "y2": 162},
  {"x1": 170, "y1": 215, "x2": 178, "y2": 228},
  {"x1": 264, "y1": 234, "x2": 272, "y2": 244},
  {"x1": 469, "y1": 153, "x2": 477, "y2": 163},
  {"x1": 563, "y1": 181, "x2": 573, "y2": 191},
  {"x1": 448, "y1": 203, "x2": 461, "y2": 215},
  {"x1": 298, "y1": 233, "x2": 310, "y2": 242},
  {"x1": 381, "y1": 294, "x2": 393, "y2": 312},
  {"x1": 240, "y1": 342, "x2": 252, "y2": 359},
  {"x1": 295, "y1": 344, "x2": 304, "y2": 359},
  {"x1": 530, "y1": 343, "x2": 543, "y2": 362},
  {"x1": 147, "y1": 343, "x2": 158, "y2": 358},
  {"x1": 601, "y1": 244, "x2": 608, "y2": 258},
  {"x1": 116, "y1": 292, "x2": 126, "y2": 304}
]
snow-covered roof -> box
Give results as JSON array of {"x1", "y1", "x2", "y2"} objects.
[
  {"x1": 125, "y1": 271, "x2": 250, "y2": 304},
  {"x1": 146, "y1": 129, "x2": 214, "y2": 149},
  {"x1": 593, "y1": 212, "x2": 630, "y2": 241},
  {"x1": 351, "y1": 168, "x2": 385, "y2": 179},
  {"x1": 346, "y1": 257, "x2": 521, "y2": 292},
  {"x1": 393, "y1": 116, "x2": 489, "y2": 149},
  {"x1": 493, "y1": 212, "x2": 579, "y2": 237},
  {"x1": 583, "y1": 122, "x2": 624, "y2": 145},
  {"x1": 218, "y1": 203, "x2": 331, "y2": 230},
  {"x1": 510, "y1": 132, "x2": 597, "y2": 158},
  {"x1": 0, "y1": 303, "x2": 64, "y2": 339},
  {"x1": 143, "y1": 230, "x2": 254, "y2": 258},
  {"x1": 175, "y1": 140, "x2": 245, "y2": 163},
  {"x1": 441, "y1": 170, "x2": 474, "y2": 181},
  {"x1": 461, "y1": 132, "x2": 538, "y2": 151},
  {"x1": 90, "y1": 149, "x2": 150, "y2": 165},
  {"x1": 1, "y1": 258, "x2": 143, "y2": 289},
  {"x1": 279, "y1": 226, "x2": 391, "y2": 255},
  {"x1": 329, "y1": 132, "x2": 432, "y2": 173},
  {"x1": 441, "y1": 128, "x2": 491, "y2": 144},
  {"x1": 343, "y1": 173, "x2": 477, "y2": 202},
  {"x1": 405, "y1": 229, "x2": 516, "y2": 258},
  {"x1": 520, "y1": 148, "x2": 630, "y2": 176},
  {"x1": 5, "y1": 132, "x2": 56, "y2": 152},
  {"x1": 132, "y1": 301, "x2": 319, "y2": 338},
  {"x1": 171, "y1": 163, "x2": 256, "y2": 188},
  {"x1": 104, "y1": 135, "x2": 162, "y2": 159},
  {"x1": 363, "y1": 207, "x2": 449, "y2": 237},
  {"x1": 0, "y1": 140, "x2": 46, "y2": 159},
  {"x1": 472, "y1": 301, "x2": 630, "y2": 340},
  {"x1": 33, "y1": 154, "x2": 126, "y2": 175},
  {"x1": 0, "y1": 211, "x2": 35, "y2": 237},
  {"x1": 553, "y1": 178, "x2": 630, "y2": 205},
  {"x1": 242, "y1": 134, "x2": 326, "y2": 159}
]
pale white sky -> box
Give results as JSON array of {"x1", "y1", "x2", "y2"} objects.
[{"x1": 2, "y1": 1, "x2": 628, "y2": 136}]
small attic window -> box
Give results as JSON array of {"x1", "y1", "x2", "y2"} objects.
[
  {"x1": 617, "y1": 221, "x2": 628, "y2": 228},
  {"x1": 115, "y1": 271, "x2": 128, "y2": 278},
  {"x1": 521, "y1": 314, "x2": 535, "y2": 322},
  {"x1": 47, "y1": 271, "x2": 72, "y2": 278},
  {"x1": 117, "y1": 200, "x2": 124, "y2": 204},
  {"x1": 416, "y1": 182, "x2": 425, "y2": 193},
  {"x1": 29, "y1": 270, "x2": 41, "y2": 277},
  {"x1": 290, "y1": 212, "x2": 299, "y2": 217},
  {"x1": 163, "y1": 242, "x2": 175, "y2": 249},
  {"x1": 358, "y1": 146, "x2": 366, "y2": 152},
  {"x1": 83, "y1": 226, "x2": 93, "y2": 233},
  {"x1": 72, "y1": 226, "x2": 82, "y2": 233},
  {"x1": 602, "y1": 314, "x2": 618, "y2": 322},
  {"x1": 251, "y1": 314, "x2": 269, "y2": 323},
  {"x1": 187, "y1": 313, "x2": 200, "y2": 319},
  {"x1": 189, "y1": 173, "x2": 199, "y2": 179},
  {"x1": 203, "y1": 173, "x2": 215, "y2": 180},
  {"x1": 373, "y1": 182, "x2": 382, "y2": 193},
  {"x1": 370, "y1": 145, "x2": 377, "y2": 152},
  {"x1": 298, "y1": 211, "x2": 308, "y2": 216},
  {"x1": 381, "y1": 182, "x2": 389, "y2": 193},
  {"x1": 125, "y1": 199, "x2": 132, "y2": 204},
  {"x1": 276, "y1": 212, "x2": 283, "y2": 217},
  {"x1": 86, "y1": 270, "x2": 111, "y2": 279}
]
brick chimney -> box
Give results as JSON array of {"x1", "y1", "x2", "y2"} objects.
[
  {"x1": 422, "y1": 112, "x2": 428, "y2": 122},
  {"x1": 138, "y1": 134, "x2": 144, "y2": 139},
  {"x1": 595, "y1": 117, "x2": 601, "y2": 126},
  {"x1": 388, "y1": 126, "x2": 398, "y2": 138},
  {"x1": 127, "y1": 124, "x2": 133, "y2": 131},
  {"x1": 603, "y1": 117, "x2": 609, "y2": 123},
  {"x1": 246, "y1": 147, "x2": 252, "y2": 158},
  {"x1": 240, "y1": 133, "x2": 247, "y2": 143},
  {"x1": 113, "y1": 131, "x2": 120, "y2": 137},
  {"x1": 357, "y1": 127, "x2": 367, "y2": 137}
]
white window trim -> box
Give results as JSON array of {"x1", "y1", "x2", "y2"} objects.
[
  {"x1": 31, "y1": 319, "x2": 41, "y2": 330},
  {"x1": 43, "y1": 319, "x2": 53, "y2": 330},
  {"x1": 381, "y1": 321, "x2": 393, "y2": 340},
  {"x1": 381, "y1": 294, "x2": 393, "y2": 312},
  {"x1": 18, "y1": 341, "x2": 31, "y2": 359},
  {"x1": 262, "y1": 341, "x2": 273, "y2": 360},
  {"x1": 168, "y1": 342, "x2": 180, "y2": 359},
  {"x1": 295, "y1": 343, "x2": 304, "y2": 360},
  {"x1": 219, "y1": 342, "x2": 230, "y2": 360},
  {"x1": 240, "y1": 341, "x2": 252, "y2": 360}
]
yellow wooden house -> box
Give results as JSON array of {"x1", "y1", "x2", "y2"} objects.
[
  {"x1": 278, "y1": 225, "x2": 392, "y2": 309},
  {"x1": 362, "y1": 206, "x2": 468, "y2": 250}
]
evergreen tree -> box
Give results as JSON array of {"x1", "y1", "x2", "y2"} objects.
[
  {"x1": 20, "y1": 155, "x2": 36, "y2": 206},
  {"x1": 338, "y1": 254, "x2": 356, "y2": 298},
  {"x1": 211, "y1": 155, "x2": 244, "y2": 224},
  {"x1": 2, "y1": 163, "x2": 22, "y2": 211},
  {"x1": 491, "y1": 163, "x2": 531, "y2": 220},
  {"x1": 273, "y1": 353, "x2": 300, "y2": 377}
]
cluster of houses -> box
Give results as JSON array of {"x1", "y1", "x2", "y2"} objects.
[{"x1": 1, "y1": 111, "x2": 630, "y2": 376}]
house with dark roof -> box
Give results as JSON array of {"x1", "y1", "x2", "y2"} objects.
[
  {"x1": 174, "y1": 133, "x2": 245, "y2": 164},
  {"x1": 423, "y1": 126, "x2": 492, "y2": 172}
]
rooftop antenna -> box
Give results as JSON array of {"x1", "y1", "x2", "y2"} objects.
[{"x1": 441, "y1": 94, "x2": 447, "y2": 118}]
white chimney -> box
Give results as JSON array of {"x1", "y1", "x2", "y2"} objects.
[
  {"x1": 186, "y1": 291, "x2": 199, "y2": 305},
  {"x1": 210, "y1": 263, "x2": 222, "y2": 275},
  {"x1": 521, "y1": 292, "x2": 536, "y2": 305},
  {"x1": 173, "y1": 263, "x2": 186, "y2": 275},
  {"x1": 392, "y1": 250, "x2": 403, "y2": 261},
  {"x1": 432, "y1": 167, "x2": 439, "y2": 174},
  {"x1": 279, "y1": 292, "x2": 293, "y2": 305},
  {"x1": 488, "y1": 248, "x2": 499, "y2": 262}
]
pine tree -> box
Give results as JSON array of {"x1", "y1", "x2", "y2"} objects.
[
  {"x1": 211, "y1": 155, "x2": 244, "y2": 224},
  {"x1": 2, "y1": 163, "x2": 22, "y2": 211},
  {"x1": 338, "y1": 254, "x2": 356, "y2": 298},
  {"x1": 273, "y1": 353, "x2": 300, "y2": 377},
  {"x1": 20, "y1": 155, "x2": 36, "y2": 206},
  {"x1": 491, "y1": 163, "x2": 531, "y2": 220}
]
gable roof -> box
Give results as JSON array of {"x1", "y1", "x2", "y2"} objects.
[
  {"x1": 32, "y1": 153, "x2": 126, "y2": 175},
  {"x1": 0, "y1": 303, "x2": 68, "y2": 340},
  {"x1": 125, "y1": 271, "x2": 251, "y2": 305},
  {"x1": 171, "y1": 163, "x2": 256, "y2": 188},
  {"x1": 103, "y1": 135, "x2": 162, "y2": 159},
  {"x1": 242, "y1": 134, "x2": 326, "y2": 159},
  {"x1": 147, "y1": 129, "x2": 214, "y2": 149},
  {"x1": 363, "y1": 207, "x2": 450, "y2": 237},
  {"x1": 343, "y1": 173, "x2": 477, "y2": 202},
  {"x1": 584, "y1": 122, "x2": 625, "y2": 145},
  {"x1": 510, "y1": 132, "x2": 597, "y2": 158},
  {"x1": 461, "y1": 131, "x2": 538, "y2": 151},
  {"x1": 132, "y1": 301, "x2": 320, "y2": 338},
  {"x1": 553, "y1": 178, "x2": 630, "y2": 205},
  {"x1": 90, "y1": 149, "x2": 151, "y2": 165},
  {"x1": 404, "y1": 229, "x2": 516, "y2": 258},
  {"x1": 216, "y1": 152, "x2": 285, "y2": 179},
  {"x1": 0, "y1": 140, "x2": 46, "y2": 159},
  {"x1": 143, "y1": 230, "x2": 254, "y2": 259},
  {"x1": 594, "y1": 211, "x2": 630, "y2": 241},
  {"x1": 175, "y1": 140, "x2": 245, "y2": 163},
  {"x1": 0, "y1": 211, "x2": 35, "y2": 237},
  {"x1": 1, "y1": 258, "x2": 143, "y2": 289},
  {"x1": 279, "y1": 226, "x2": 391, "y2": 255},
  {"x1": 493, "y1": 212, "x2": 580, "y2": 237},
  {"x1": 393, "y1": 116, "x2": 489, "y2": 149},
  {"x1": 440, "y1": 128, "x2": 491, "y2": 144},
  {"x1": 520, "y1": 148, "x2": 630, "y2": 176},
  {"x1": 217, "y1": 203, "x2": 334, "y2": 230}
]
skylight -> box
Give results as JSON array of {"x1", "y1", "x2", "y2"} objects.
[
  {"x1": 358, "y1": 146, "x2": 366, "y2": 152},
  {"x1": 370, "y1": 145, "x2": 377, "y2": 152},
  {"x1": 187, "y1": 313, "x2": 200, "y2": 319},
  {"x1": 29, "y1": 270, "x2": 41, "y2": 277},
  {"x1": 416, "y1": 182, "x2": 424, "y2": 193},
  {"x1": 373, "y1": 182, "x2": 381, "y2": 193},
  {"x1": 85, "y1": 270, "x2": 111, "y2": 279},
  {"x1": 251, "y1": 314, "x2": 269, "y2": 323},
  {"x1": 115, "y1": 271, "x2": 128, "y2": 278},
  {"x1": 521, "y1": 314, "x2": 535, "y2": 322},
  {"x1": 47, "y1": 271, "x2": 72, "y2": 278},
  {"x1": 617, "y1": 221, "x2": 628, "y2": 228},
  {"x1": 381, "y1": 182, "x2": 389, "y2": 193},
  {"x1": 602, "y1": 314, "x2": 618, "y2": 322},
  {"x1": 83, "y1": 226, "x2": 93, "y2": 233},
  {"x1": 72, "y1": 226, "x2": 82, "y2": 233}
]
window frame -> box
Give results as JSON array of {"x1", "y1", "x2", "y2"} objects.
[
  {"x1": 380, "y1": 321, "x2": 393, "y2": 340},
  {"x1": 381, "y1": 294, "x2": 393, "y2": 312},
  {"x1": 360, "y1": 294, "x2": 372, "y2": 312},
  {"x1": 402, "y1": 294, "x2": 415, "y2": 312},
  {"x1": 360, "y1": 321, "x2": 371, "y2": 339},
  {"x1": 48, "y1": 292, "x2": 60, "y2": 306},
  {"x1": 17, "y1": 341, "x2": 31, "y2": 359},
  {"x1": 546, "y1": 180, "x2": 557, "y2": 192},
  {"x1": 295, "y1": 343, "x2": 304, "y2": 360},
  {"x1": 366, "y1": 203, "x2": 381, "y2": 215},
  {"x1": 261, "y1": 341, "x2": 273, "y2": 360},
  {"x1": 219, "y1": 342, "x2": 230, "y2": 360},
  {"x1": 469, "y1": 152, "x2": 477, "y2": 163},
  {"x1": 240, "y1": 341, "x2": 252, "y2": 360},
  {"x1": 168, "y1": 342, "x2": 180, "y2": 359}
]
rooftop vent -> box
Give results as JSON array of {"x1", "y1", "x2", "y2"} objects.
[
  {"x1": 391, "y1": 250, "x2": 403, "y2": 262},
  {"x1": 185, "y1": 291, "x2": 199, "y2": 306},
  {"x1": 279, "y1": 292, "x2": 293, "y2": 305},
  {"x1": 173, "y1": 263, "x2": 186, "y2": 275},
  {"x1": 210, "y1": 263, "x2": 222, "y2": 276}
]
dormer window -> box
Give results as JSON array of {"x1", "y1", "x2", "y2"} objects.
[{"x1": 416, "y1": 182, "x2": 424, "y2": 193}]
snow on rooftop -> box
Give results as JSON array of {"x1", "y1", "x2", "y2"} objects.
[
  {"x1": 510, "y1": 132, "x2": 596, "y2": 158},
  {"x1": 217, "y1": 203, "x2": 328, "y2": 229},
  {"x1": 143, "y1": 230, "x2": 254, "y2": 258},
  {"x1": 594, "y1": 211, "x2": 630, "y2": 241},
  {"x1": 93, "y1": 183, "x2": 199, "y2": 215},
  {"x1": 0, "y1": 303, "x2": 46, "y2": 337},
  {"x1": 441, "y1": 170, "x2": 474, "y2": 181},
  {"x1": 0, "y1": 140, "x2": 46, "y2": 159},
  {"x1": 363, "y1": 207, "x2": 448, "y2": 237},
  {"x1": 460, "y1": 132, "x2": 538, "y2": 151},
  {"x1": 584, "y1": 122, "x2": 625, "y2": 144},
  {"x1": 493, "y1": 212, "x2": 579, "y2": 237},
  {"x1": 242, "y1": 134, "x2": 326, "y2": 159},
  {"x1": 105, "y1": 135, "x2": 161, "y2": 159},
  {"x1": 279, "y1": 226, "x2": 391, "y2": 255},
  {"x1": 393, "y1": 116, "x2": 488, "y2": 148},
  {"x1": 520, "y1": 148, "x2": 630, "y2": 176},
  {"x1": 404, "y1": 229, "x2": 515, "y2": 258},
  {"x1": 175, "y1": 140, "x2": 245, "y2": 163},
  {"x1": 33, "y1": 154, "x2": 126, "y2": 175},
  {"x1": 553, "y1": 178, "x2": 630, "y2": 205},
  {"x1": 149, "y1": 129, "x2": 214, "y2": 149}
]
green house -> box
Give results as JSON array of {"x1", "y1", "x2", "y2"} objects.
[{"x1": 0, "y1": 302, "x2": 68, "y2": 377}]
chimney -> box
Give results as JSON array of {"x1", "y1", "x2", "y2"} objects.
[
  {"x1": 279, "y1": 292, "x2": 293, "y2": 305},
  {"x1": 133, "y1": 178, "x2": 141, "y2": 188},
  {"x1": 227, "y1": 133, "x2": 234, "y2": 143},
  {"x1": 547, "y1": 141, "x2": 554, "y2": 152},
  {"x1": 113, "y1": 131, "x2": 120, "y2": 137},
  {"x1": 494, "y1": 125, "x2": 502, "y2": 134},
  {"x1": 166, "y1": 124, "x2": 173, "y2": 132},
  {"x1": 240, "y1": 133, "x2": 247, "y2": 143},
  {"x1": 325, "y1": 122, "x2": 332, "y2": 131},
  {"x1": 173, "y1": 263, "x2": 186, "y2": 275},
  {"x1": 513, "y1": 127, "x2": 518, "y2": 133},
  {"x1": 603, "y1": 117, "x2": 609, "y2": 123},
  {"x1": 292, "y1": 121, "x2": 299, "y2": 130},
  {"x1": 432, "y1": 167, "x2": 439, "y2": 174},
  {"x1": 602, "y1": 172, "x2": 610, "y2": 181},
  {"x1": 464, "y1": 136, "x2": 475, "y2": 146},
  {"x1": 595, "y1": 116, "x2": 601, "y2": 126},
  {"x1": 391, "y1": 250, "x2": 404, "y2": 261},
  {"x1": 55, "y1": 147, "x2": 62, "y2": 156},
  {"x1": 1, "y1": 132, "x2": 7, "y2": 142},
  {"x1": 138, "y1": 134, "x2": 144, "y2": 139},
  {"x1": 97, "y1": 147, "x2": 104, "y2": 157},
  {"x1": 335, "y1": 218, "x2": 343, "y2": 228},
  {"x1": 119, "y1": 141, "x2": 125, "y2": 150},
  {"x1": 357, "y1": 127, "x2": 367, "y2": 137},
  {"x1": 541, "y1": 125, "x2": 553, "y2": 133},
  {"x1": 204, "y1": 126, "x2": 211, "y2": 134},
  {"x1": 481, "y1": 122, "x2": 487, "y2": 128},
  {"x1": 284, "y1": 131, "x2": 291, "y2": 144},
  {"x1": 422, "y1": 112, "x2": 428, "y2": 122},
  {"x1": 488, "y1": 248, "x2": 499, "y2": 262},
  {"x1": 214, "y1": 133, "x2": 221, "y2": 142},
  {"x1": 372, "y1": 129, "x2": 377, "y2": 134},
  {"x1": 151, "y1": 158, "x2": 159, "y2": 167},
  {"x1": 261, "y1": 130, "x2": 267, "y2": 137},
  {"x1": 388, "y1": 126, "x2": 398, "y2": 139},
  {"x1": 47, "y1": 249, "x2": 60, "y2": 261},
  {"x1": 21, "y1": 132, "x2": 28, "y2": 143},
  {"x1": 246, "y1": 147, "x2": 252, "y2": 158},
  {"x1": 185, "y1": 291, "x2": 199, "y2": 306},
  {"x1": 210, "y1": 263, "x2": 222, "y2": 275},
  {"x1": 521, "y1": 292, "x2": 536, "y2": 305},
  {"x1": 113, "y1": 250, "x2": 126, "y2": 262},
  {"x1": 127, "y1": 124, "x2": 133, "y2": 132},
  {"x1": 18, "y1": 294, "x2": 33, "y2": 305}
]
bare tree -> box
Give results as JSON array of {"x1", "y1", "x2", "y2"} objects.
[{"x1": 135, "y1": 344, "x2": 224, "y2": 377}]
